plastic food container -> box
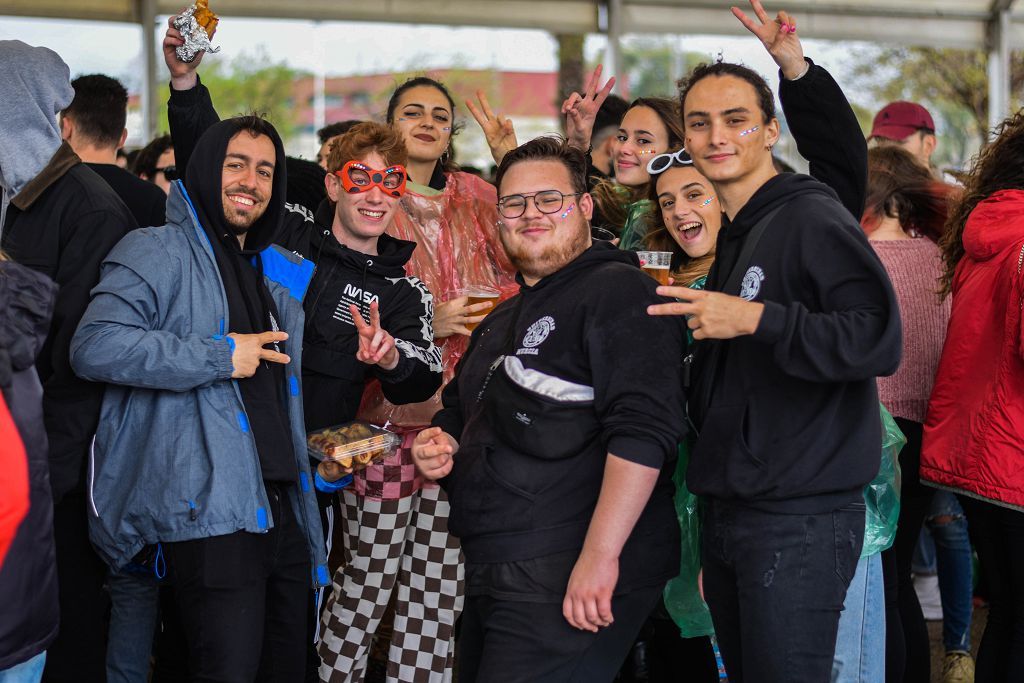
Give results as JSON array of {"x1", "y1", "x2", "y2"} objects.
[{"x1": 307, "y1": 421, "x2": 401, "y2": 471}]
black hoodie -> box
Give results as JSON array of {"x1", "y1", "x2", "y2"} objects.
[
  {"x1": 184, "y1": 119, "x2": 295, "y2": 482},
  {"x1": 432, "y1": 242, "x2": 686, "y2": 592},
  {"x1": 281, "y1": 200, "x2": 442, "y2": 431},
  {"x1": 688, "y1": 173, "x2": 901, "y2": 514}
]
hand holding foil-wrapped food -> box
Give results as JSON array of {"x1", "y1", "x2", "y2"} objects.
[{"x1": 173, "y1": 0, "x2": 221, "y2": 63}]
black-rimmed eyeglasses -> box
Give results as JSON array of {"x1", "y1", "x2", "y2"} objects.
[{"x1": 497, "y1": 190, "x2": 582, "y2": 219}]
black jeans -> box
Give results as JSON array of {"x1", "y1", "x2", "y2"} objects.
[
  {"x1": 164, "y1": 483, "x2": 311, "y2": 683},
  {"x1": 881, "y1": 418, "x2": 933, "y2": 683},
  {"x1": 701, "y1": 499, "x2": 864, "y2": 683},
  {"x1": 960, "y1": 496, "x2": 1024, "y2": 682},
  {"x1": 458, "y1": 584, "x2": 663, "y2": 683},
  {"x1": 43, "y1": 491, "x2": 110, "y2": 683}
]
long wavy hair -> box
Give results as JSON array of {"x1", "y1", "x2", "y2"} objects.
[
  {"x1": 591, "y1": 97, "x2": 685, "y2": 233},
  {"x1": 862, "y1": 146, "x2": 953, "y2": 244},
  {"x1": 940, "y1": 110, "x2": 1024, "y2": 297}
]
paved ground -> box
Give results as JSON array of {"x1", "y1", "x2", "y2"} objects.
[{"x1": 928, "y1": 604, "x2": 986, "y2": 682}]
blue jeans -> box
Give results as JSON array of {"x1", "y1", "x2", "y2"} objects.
[
  {"x1": 106, "y1": 570, "x2": 160, "y2": 683},
  {"x1": 915, "y1": 491, "x2": 974, "y2": 652},
  {"x1": 0, "y1": 652, "x2": 46, "y2": 683},
  {"x1": 833, "y1": 553, "x2": 885, "y2": 683}
]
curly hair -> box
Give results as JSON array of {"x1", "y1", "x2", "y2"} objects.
[
  {"x1": 940, "y1": 110, "x2": 1024, "y2": 297},
  {"x1": 326, "y1": 121, "x2": 409, "y2": 174}
]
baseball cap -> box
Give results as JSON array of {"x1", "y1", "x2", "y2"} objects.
[{"x1": 870, "y1": 101, "x2": 936, "y2": 141}]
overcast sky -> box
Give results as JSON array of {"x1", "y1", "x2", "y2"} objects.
[{"x1": 0, "y1": 14, "x2": 866, "y2": 93}]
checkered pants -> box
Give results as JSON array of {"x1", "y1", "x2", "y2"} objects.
[{"x1": 318, "y1": 485, "x2": 464, "y2": 682}]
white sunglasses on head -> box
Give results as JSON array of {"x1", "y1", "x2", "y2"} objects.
[{"x1": 646, "y1": 148, "x2": 694, "y2": 175}]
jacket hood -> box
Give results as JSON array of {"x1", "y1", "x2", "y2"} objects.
[
  {"x1": 962, "y1": 189, "x2": 1024, "y2": 262},
  {"x1": 0, "y1": 260, "x2": 57, "y2": 386},
  {"x1": 184, "y1": 118, "x2": 288, "y2": 255},
  {"x1": 312, "y1": 197, "x2": 416, "y2": 276},
  {"x1": 0, "y1": 41, "x2": 73, "y2": 198},
  {"x1": 522, "y1": 239, "x2": 638, "y2": 291},
  {"x1": 726, "y1": 173, "x2": 841, "y2": 238}
]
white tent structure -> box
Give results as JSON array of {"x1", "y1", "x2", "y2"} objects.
[{"x1": 2, "y1": 0, "x2": 1020, "y2": 137}]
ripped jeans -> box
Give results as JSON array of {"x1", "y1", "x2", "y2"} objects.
[
  {"x1": 914, "y1": 490, "x2": 974, "y2": 652},
  {"x1": 702, "y1": 499, "x2": 865, "y2": 683}
]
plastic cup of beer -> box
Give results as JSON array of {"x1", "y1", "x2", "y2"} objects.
[
  {"x1": 637, "y1": 251, "x2": 672, "y2": 286},
  {"x1": 448, "y1": 286, "x2": 500, "y2": 332}
]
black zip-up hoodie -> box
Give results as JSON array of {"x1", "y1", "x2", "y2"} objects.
[
  {"x1": 283, "y1": 200, "x2": 442, "y2": 432},
  {"x1": 185, "y1": 119, "x2": 296, "y2": 481},
  {"x1": 432, "y1": 242, "x2": 685, "y2": 591},
  {"x1": 688, "y1": 173, "x2": 901, "y2": 514}
]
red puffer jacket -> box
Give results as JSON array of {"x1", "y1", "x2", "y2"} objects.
[{"x1": 921, "y1": 190, "x2": 1024, "y2": 509}]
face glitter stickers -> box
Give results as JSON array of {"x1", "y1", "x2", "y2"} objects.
[
  {"x1": 560, "y1": 203, "x2": 576, "y2": 219},
  {"x1": 739, "y1": 125, "x2": 761, "y2": 137}
]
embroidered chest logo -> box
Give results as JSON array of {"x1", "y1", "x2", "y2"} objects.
[
  {"x1": 740, "y1": 266, "x2": 765, "y2": 301},
  {"x1": 517, "y1": 316, "x2": 556, "y2": 356}
]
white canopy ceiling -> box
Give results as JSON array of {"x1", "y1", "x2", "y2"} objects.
[{"x1": 1, "y1": 0, "x2": 1022, "y2": 50}]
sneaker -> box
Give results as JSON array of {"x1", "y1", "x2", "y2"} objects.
[
  {"x1": 943, "y1": 651, "x2": 975, "y2": 683},
  {"x1": 914, "y1": 573, "x2": 943, "y2": 620}
]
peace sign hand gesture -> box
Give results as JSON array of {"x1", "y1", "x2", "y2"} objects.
[
  {"x1": 466, "y1": 90, "x2": 518, "y2": 165},
  {"x1": 732, "y1": 0, "x2": 808, "y2": 81},
  {"x1": 350, "y1": 301, "x2": 399, "y2": 371},
  {"x1": 561, "y1": 64, "x2": 616, "y2": 152}
]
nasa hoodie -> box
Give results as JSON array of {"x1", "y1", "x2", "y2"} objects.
[
  {"x1": 291, "y1": 199, "x2": 442, "y2": 432},
  {"x1": 688, "y1": 173, "x2": 902, "y2": 513}
]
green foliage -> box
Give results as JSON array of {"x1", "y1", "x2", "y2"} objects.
[
  {"x1": 620, "y1": 37, "x2": 706, "y2": 99},
  {"x1": 850, "y1": 46, "x2": 1024, "y2": 168},
  {"x1": 157, "y1": 47, "x2": 307, "y2": 142}
]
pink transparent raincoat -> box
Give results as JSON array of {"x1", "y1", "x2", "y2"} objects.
[{"x1": 356, "y1": 172, "x2": 519, "y2": 496}]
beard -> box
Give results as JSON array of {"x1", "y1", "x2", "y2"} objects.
[
  {"x1": 500, "y1": 220, "x2": 591, "y2": 282},
  {"x1": 221, "y1": 184, "x2": 267, "y2": 234}
]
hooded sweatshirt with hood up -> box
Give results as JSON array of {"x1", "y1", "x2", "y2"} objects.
[
  {"x1": 688, "y1": 173, "x2": 901, "y2": 514},
  {"x1": 184, "y1": 118, "x2": 296, "y2": 481},
  {"x1": 0, "y1": 40, "x2": 135, "y2": 502}
]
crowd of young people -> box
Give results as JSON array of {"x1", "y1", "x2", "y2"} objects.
[{"x1": 2, "y1": 1, "x2": 1024, "y2": 682}]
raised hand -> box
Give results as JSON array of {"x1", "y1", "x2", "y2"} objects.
[
  {"x1": 163, "y1": 15, "x2": 203, "y2": 90},
  {"x1": 466, "y1": 90, "x2": 518, "y2": 165},
  {"x1": 350, "y1": 301, "x2": 399, "y2": 371},
  {"x1": 228, "y1": 331, "x2": 290, "y2": 378},
  {"x1": 732, "y1": 0, "x2": 808, "y2": 80},
  {"x1": 561, "y1": 64, "x2": 617, "y2": 152}
]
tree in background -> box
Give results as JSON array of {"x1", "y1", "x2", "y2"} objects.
[
  {"x1": 620, "y1": 36, "x2": 706, "y2": 99},
  {"x1": 851, "y1": 46, "x2": 1024, "y2": 169},
  {"x1": 158, "y1": 47, "x2": 306, "y2": 143}
]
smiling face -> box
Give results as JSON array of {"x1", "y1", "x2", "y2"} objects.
[
  {"x1": 221, "y1": 131, "x2": 275, "y2": 235},
  {"x1": 682, "y1": 74, "x2": 779, "y2": 188},
  {"x1": 391, "y1": 85, "x2": 453, "y2": 165},
  {"x1": 655, "y1": 165, "x2": 721, "y2": 259},
  {"x1": 497, "y1": 159, "x2": 593, "y2": 284},
  {"x1": 611, "y1": 105, "x2": 670, "y2": 188},
  {"x1": 325, "y1": 151, "x2": 402, "y2": 250}
]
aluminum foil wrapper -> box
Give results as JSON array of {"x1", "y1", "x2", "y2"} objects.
[{"x1": 173, "y1": 5, "x2": 221, "y2": 63}]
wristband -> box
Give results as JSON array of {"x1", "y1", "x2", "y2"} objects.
[{"x1": 315, "y1": 471, "x2": 353, "y2": 493}]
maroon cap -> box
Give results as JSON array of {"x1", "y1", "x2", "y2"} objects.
[{"x1": 870, "y1": 101, "x2": 935, "y2": 141}]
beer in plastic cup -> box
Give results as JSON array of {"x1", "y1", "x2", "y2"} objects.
[
  {"x1": 448, "y1": 286, "x2": 500, "y2": 332},
  {"x1": 637, "y1": 251, "x2": 672, "y2": 286}
]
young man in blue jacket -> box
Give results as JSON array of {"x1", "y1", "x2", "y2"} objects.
[{"x1": 71, "y1": 115, "x2": 347, "y2": 681}]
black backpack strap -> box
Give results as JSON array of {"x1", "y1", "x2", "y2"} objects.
[{"x1": 719, "y1": 205, "x2": 783, "y2": 296}]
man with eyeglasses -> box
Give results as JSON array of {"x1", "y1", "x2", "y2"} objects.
[
  {"x1": 61, "y1": 74, "x2": 167, "y2": 228},
  {"x1": 411, "y1": 136, "x2": 687, "y2": 682}
]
